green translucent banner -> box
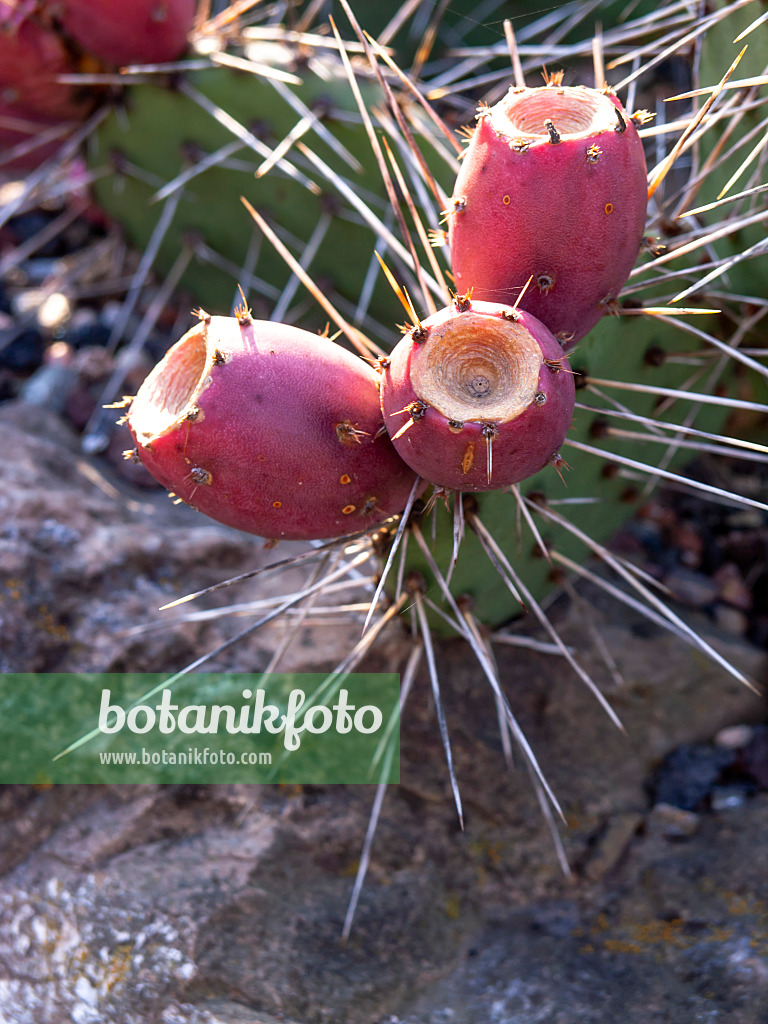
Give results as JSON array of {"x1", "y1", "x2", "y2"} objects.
[{"x1": 0, "y1": 673, "x2": 400, "y2": 784}]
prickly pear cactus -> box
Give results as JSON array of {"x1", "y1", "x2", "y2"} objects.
[
  {"x1": 83, "y1": 0, "x2": 767, "y2": 631},
  {"x1": 3, "y1": 0, "x2": 768, "y2": 938}
]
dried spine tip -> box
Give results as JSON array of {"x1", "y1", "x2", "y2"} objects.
[
  {"x1": 336, "y1": 421, "x2": 368, "y2": 446},
  {"x1": 453, "y1": 290, "x2": 472, "y2": 313},
  {"x1": 542, "y1": 69, "x2": 565, "y2": 87},
  {"x1": 545, "y1": 119, "x2": 561, "y2": 144}
]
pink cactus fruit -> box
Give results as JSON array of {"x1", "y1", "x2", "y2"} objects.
[
  {"x1": 0, "y1": 0, "x2": 90, "y2": 139},
  {"x1": 55, "y1": 0, "x2": 195, "y2": 66},
  {"x1": 379, "y1": 297, "x2": 575, "y2": 492},
  {"x1": 447, "y1": 81, "x2": 649, "y2": 349},
  {"x1": 127, "y1": 309, "x2": 423, "y2": 541}
]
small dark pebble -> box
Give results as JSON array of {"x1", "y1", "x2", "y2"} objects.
[
  {"x1": 8, "y1": 211, "x2": 65, "y2": 256},
  {"x1": 0, "y1": 328, "x2": 45, "y2": 371},
  {"x1": 64, "y1": 319, "x2": 113, "y2": 350},
  {"x1": 648, "y1": 744, "x2": 735, "y2": 811}
]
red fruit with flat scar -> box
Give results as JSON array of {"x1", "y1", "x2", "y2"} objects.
[
  {"x1": 128, "y1": 311, "x2": 422, "y2": 540},
  {"x1": 448, "y1": 83, "x2": 648, "y2": 348},
  {"x1": 379, "y1": 298, "x2": 575, "y2": 492}
]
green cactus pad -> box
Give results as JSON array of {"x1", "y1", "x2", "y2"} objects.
[{"x1": 87, "y1": 58, "x2": 409, "y2": 333}]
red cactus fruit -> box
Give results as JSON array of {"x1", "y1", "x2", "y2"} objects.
[
  {"x1": 447, "y1": 82, "x2": 648, "y2": 349},
  {"x1": 0, "y1": 1, "x2": 89, "y2": 127},
  {"x1": 127, "y1": 309, "x2": 423, "y2": 541},
  {"x1": 379, "y1": 297, "x2": 575, "y2": 492},
  {"x1": 56, "y1": 0, "x2": 195, "y2": 66}
]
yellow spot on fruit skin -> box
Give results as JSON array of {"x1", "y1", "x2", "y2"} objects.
[
  {"x1": 340, "y1": 474, "x2": 352, "y2": 485},
  {"x1": 605, "y1": 202, "x2": 614, "y2": 214},
  {"x1": 273, "y1": 501, "x2": 282, "y2": 509},
  {"x1": 342, "y1": 504, "x2": 356, "y2": 515},
  {"x1": 502, "y1": 195, "x2": 511, "y2": 205},
  {"x1": 462, "y1": 443, "x2": 475, "y2": 475}
]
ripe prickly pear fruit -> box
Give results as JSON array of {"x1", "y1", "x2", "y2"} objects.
[
  {"x1": 127, "y1": 309, "x2": 422, "y2": 541},
  {"x1": 56, "y1": 0, "x2": 195, "y2": 66},
  {"x1": 447, "y1": 82, "x2": 648, "y2": 348},
  {"x1": 0, "y1": 1, "x2": 89, "y2": 127},
  {"x1": 379, "y1": 297, "x2": 575, "y2": 492}
]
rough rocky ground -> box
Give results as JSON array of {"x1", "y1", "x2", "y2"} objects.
[{"x1": 1, "y1": 394, "x2": 768, "y2": 1023}]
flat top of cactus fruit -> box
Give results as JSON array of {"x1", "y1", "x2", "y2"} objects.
[
  {"x1": 129, "y1": 320, "x2": 210, "y2": 441},
  {"x1": 409, "y1": 310, "x2": 543, "y2": 423},
  {"x1": 492, "y1": 85, "x2": 621, "y2": 141}
]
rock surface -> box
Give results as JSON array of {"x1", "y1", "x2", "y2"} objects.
[{"x1": 0, "y1": 400, "x2": 767, "y2": 1023}]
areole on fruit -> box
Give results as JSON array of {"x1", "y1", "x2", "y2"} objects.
[
  {"x1": 128, "y1": 309, "x2": 423, "y2": 540},
  {"x1": 448, "y1": 81, "x2": 648, "y2": 348},
  {"x1": 379, "y1": 297, "x2": 575, "y2": 491}
]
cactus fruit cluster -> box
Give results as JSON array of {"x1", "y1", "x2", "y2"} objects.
[{"x1": 1, "y1": 0, "x2": 764, "y2": 599}]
